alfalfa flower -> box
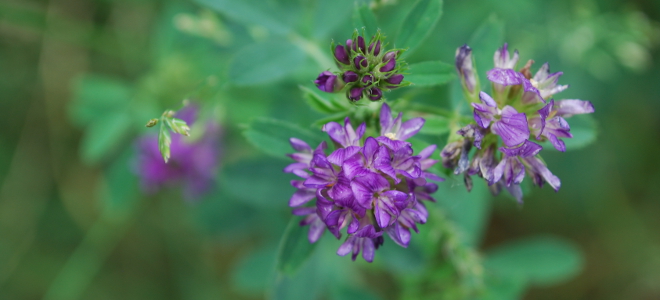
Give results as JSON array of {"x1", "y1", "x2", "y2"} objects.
[
  {"x1": 313, "y1": 30, "x2": 410, "y2": 103},
  {"x1": 284, "y1": 103, "x2": 443, "y2": 262}
]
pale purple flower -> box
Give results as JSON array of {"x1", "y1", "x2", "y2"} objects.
[
  {"x1": 456, "y1": 45, "x2": 478, "y2": 93},
  {"x1": 376, "y1": 103, "x2": 425, "y2": 150},
  {"x1": 532, "y1": 63, "x2": 568, "y2": 99},
  {"x1": 336, "y1": 225, "x2": 383, "y2": 262},
  {"x1": 472, "y1": 92, "x2": 530, "y2": 147},
  {"x1": 350, "y1": 172, "x2": 409, "y2": 228},
  {"x1": 529, "y1": 99, "x2": 595, "y2": 151},
  {"x1": 493, "y1": 43, "x2": 520, "y2": 69}
]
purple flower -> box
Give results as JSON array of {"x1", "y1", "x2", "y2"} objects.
[
  {"x1": 532, "y1": 63, "x2": 568, "y2": 99},
  {"x1": 386, "y1": 74, "x2": 404, "y2": 85},
  {"x1": 487, "y1": 68, "x2": 544, "y2": 104},
  {"x1": 284, "y1": 103, "x2": 441, "y2": 262},
  {"x1": 472, "y1": 92, "x2": 530, "y2": 147},
  {"x1": 354, "y1": 56, "x2": 368, "y2": 70},
  {"x1": 455, "y1": 45, "x2": 478, "y2": 94},
  {"x1": 135, "y1": 105, "x2": 221, "y2": 201},
  {"x1": 337, "y1": 225, "x2": 383, "y2": 262},
  {"x1": 334, "y1": 45, "x2": 350, "y2": 65},
  {"x1": 348, "y1": 87, "x2": 364, "y2": 101},
  {"x1": 529, "y1": 99, "x2": 595, "y2": 151},
  {"x1": 314, "y1": 71, "x2": 338, "y2": 93},
  {"x1": 380, "y1": 52, "x2": 397, "y2": 72},
  {"x1": 343, "y1": 71, "x2": 358, "y2": 83},
  {"x1": 376, "y1": 103, "x2": 425, "y2": 150},
  {"x1": 493, "y1": 43, "x2": 519, "y2": 69},
  {"x1": 367, "y1": 87, "x2": 382, "y2": 101}
]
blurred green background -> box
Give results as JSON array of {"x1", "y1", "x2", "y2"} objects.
[{"x1": 1, "y1": 0, "x2": 660, "y2": 299}]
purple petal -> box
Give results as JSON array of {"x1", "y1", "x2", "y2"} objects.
[
  {"x1": 308, "y1": 218, "x2": 326, "y2": 243},
  {"x1": 350, "y1": 173, "x2": 389, "y2": 208},
  {"x1": 334, "y1": 45, "x2": 349, "y2": 65},
  {"x1": 492, "y1": 106, "x2": 530, "y2": 147},
  {"x1": 398, "y1": 118, "x2": 425, "y2": 141},
  {"x1": 479, "y1": 91, "x2": 497, "y2": 107},
  {"x1": 379, "y1": 103, "x2": 394, "y2": 133},
  {"x1": 289, "y1": 189, "x2": 316, "y2": 207},
  {"x1": 327, "y1": 146, "x2": 361, "y2": 166},
  {"x1": 386, "y1": 223, "x2": 411, "y2": 248},
  {"x1": 555, "y1": 100, "x2": 595, "y2": 116},
  {"x1": 361, "y1": 239, "x2": 375, "y2": 262},
  {"x1": 487, "y1": 68, "x2": 523, "y2": 86},
  {"x1": 499, "y1": 140, "x2": 543, "y2": 158},
  {"x1": 289, "y1": 138, "x2": 311, "y2": 152}
]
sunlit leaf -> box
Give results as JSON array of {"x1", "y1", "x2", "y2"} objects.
[
  {"x1": 158, "y1": 124, "x2": 172, "y2": 163},
  {"x1": 300, "y1": 85, "x2": 347, "y2": 114},
  {"x1": 396, "y1": 0, "x2": 443, "y2": 57},
  {"x1": 69, "y1": 75, "x2": 131, "y2": 127}
]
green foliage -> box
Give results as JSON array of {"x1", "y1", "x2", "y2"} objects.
[
  {"x1": 243, "y1": 118, "x2": 325, "y2": 159},
  {"x1": 229, "y1": 39, "x2": 307, "y2": 86},
  {"x1": 396, "y1": 0, "x2": 444, "y2": 57},
  {"x1": 353, "y1": 3, "x2": 379, "y2": 38},
  {"x1": 194, "y1": 0, "x2": 291, "y2": 35},
  {"x1": 483, "y1": 236, "x2": 584, "y2": 287},
  {"x1": 276, "y1": 217, "x2": 319, "y2": 275},
  {"x1": 220, "y1": 158, "x2": 295, "y2": 209},
  {"x1": 542, "y1": 114, "x2": 598, "y2": 151},
  {"x1": 468, "y1": 16, "x2": 505, "y2": 88},
  {"x1": 406, "y1": 60, "x2": 456, "y2": 87},
  {"x1": 301, "y1": 85, "x2": 350, "y2": 114}
]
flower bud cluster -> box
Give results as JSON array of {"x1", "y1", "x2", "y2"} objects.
[
  {"x1": 314, "y1": 30, "x2": 408, "y2": 102},
  {"x1": 284, "y1": 103, "x2": 442, "y2": 262},
  {"x1": 444, "y1": 44, "x2": 595, "y2": 202}
]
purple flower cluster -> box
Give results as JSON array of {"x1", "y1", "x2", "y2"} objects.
[
  {"x1": 443, "y1": 44, "x2": 595, "y2": 202},
  {"x1": 135, "y1": 104, "x2": 222, "y2": 201},
  {"x1": 284, "y1": 103, "x2": 442, "y2": 262},
  {"x1": 313, "y1": 31, "x2": 407, "y2": 102}
]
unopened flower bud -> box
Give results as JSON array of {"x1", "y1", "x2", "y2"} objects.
[
  {"x1": 145, "y1": 118, "x2": 159, "y2": 127},
  {"x1": 354, "y1": 56, "x2": 368, "y2": 70},
  {"x1": 368, "y1": 41, "x2": 381, "y2": 56},
  {"x1": 367, "y1": 87, "x2": 382, "y2": 101},
  {"x1": 334, "y1": 45, "x2": 350, "y2": 65},
  {"x1": 348, "y1": 87, "x2": 364, "y2": 101},
  {"x1": 386, "y1": 74, "x2": 404, "y2": 85},
  {"x1": 455, "y1": 44, "x2": 478, "y2": 95},
  {"x1": 343, "y1": 71, "x2": 358, "y2": 83},
  {"x1": 361, "y1": 74, "x2": 374, "y2": 86},
  {"x1": 315, "y1": 71, "x2": 338, "y2": 93},
  {"x1": 357, "y1": 36, "x2": 366, "y2": 53}
]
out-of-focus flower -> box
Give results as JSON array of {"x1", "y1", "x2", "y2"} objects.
[{"x1": 135, "y1": 104, "x2": 221, "y2": 201}]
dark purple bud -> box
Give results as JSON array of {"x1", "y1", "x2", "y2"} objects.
[
  {"x1": 368, "y1": 41, "x2": 381, "y2": 56},
  {"x1": 367, "y1": 87, "x2": 382, "y2": 101},
  {"x1": 380, "y1": 58, "x2": 396, "y2": 72},
  {"x1": 386, "y1": 74, "x2": 404, "y2": 85},
  {"x1": 343, "y1": 71, "x2": 358, "y2": 83},
  {"x1": 357, "y1": 36, "x2": 366, "y2": 53},
  {"x1": 353, "y1": 56, "x2": 368, "y2": 70},
  {"x1": 334, "y1": 45, "x2": 349, "y2": 65},
  {"x1": 348, "y1": 87, "x2": 364, "y2": 101},
  {"x1": 383, "y1": 51, "x2": 397, "y2": 62},
  {"x1": 455, "y1": 44, "x2": 477, "y2": 93},
  {"x1": 314, "y1": 71, "x2": 338, "y2": 93},
  {"x1": 361, "y1": 74, "x2": 374, "y2": 85},
  {"x1": 346, "y1": 39, "x2": 354, "y2": 52}
]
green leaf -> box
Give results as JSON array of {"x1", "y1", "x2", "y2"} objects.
[
  {"x1": 542, "y1": 114, "x2": 598, "y2": 151},
  {"x1": 102, "y1": 147, "x2": 140, "y2": 215},
  {"x1": 300, "y1": 85, "x2": 347, "y2": 114},
  {"x1": 419, "y1": 114, "x2": 450, "y2": 135},
  {"x1": 80, "y1": 112, "x2": 133, "y2": 165},
  {"x1": 158, "y1": 123, "x2": 172, "y2": 163},
  {"x1": 231, "y1": 246, "x2": 277, "y2": 295},
  {"x1": 220, "y1": 158, "x2": 296, "y2": 209},
  {"x1": 484, "y1": 236, "x2": 584, "y2": 286},
  {"x1": 243, "y1": 118, "x2": 324, "y2": 158},
  {"x1": 229, "y1": 39, "x2": 306, "y2": 86},
  {"x1": 352, "y1": 3, "x2": 378, "y2": 38},
  {"x1": 468, "y1": 16, "x2": 504, "y2": 87},
  {"x1": 331, "y1": 286, "x2": 383, "y2": 300},
  {"x1": 193, "y1": 0, "x2": 291, "y2": 35},
  {"x1": 165, "y1": 117, "x2": 190, "y2": 136},
  {"x1": 69, "y1": 75, "x2": 131, "y2": 127},
  {"x1": 406, "y1": 61, "x2": 455, "y2": 87},
  {"x1": 276, "y1": 217, "x2": 318, "y2": 275},
  {"x1": 311, "y1": 111, "x2": 350, "y2": 128},
  {"x1": 435, "y1": 178, "x2": 491, "y2": 247},
  {"x1": 396, "y1": 0, "x2": 443, "y2": 57},
  {"x1": 476, "y1": 275, "x2": 527, "y2": 300}
]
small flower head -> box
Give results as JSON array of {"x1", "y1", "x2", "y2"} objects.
[
  {"x1": 318, "y1": 30, "x2": 409, "y2": 103},
  {"x1": 284, "y1": 103, "x2": 442, "y2": 262},
  {"x1": 443, "y1": 43, "x2": 595, "y2": 202}
]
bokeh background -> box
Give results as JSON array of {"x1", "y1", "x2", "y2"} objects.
[{"x1": 1, "y1": 0, "x2": 660, "y2": 299}]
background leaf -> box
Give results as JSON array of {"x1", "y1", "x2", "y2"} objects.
[
  {"x1": 468, "y1": 16, "x2": 505, "y2": 88},
  {"x1": 80, "y1": 112, "x2": 133, "y2": 165},
  {"x1": 301, "y1": 85, "x2": 348, "y2": 114},
  {"x1": 275, "y1": 217, "x2": 318, "y2": 275},
  {"x1": 352, "y1": 3, "x2": 379, "y2": 38},
  {"x1": 243, "y1": 118, "x2": 325, "y2": 158},
  {"x1": 483, "y1": 236, "x2": 584, "y2": 287},
  {"x1": 396, "y1": 0, "x2": 443, "y2": 57},
  {"x1": 194, "y1": 0, "x2": 291, "y2": 35},
  {"x1": 406, "y1": 60, "x2": 456, "y2": 87},
  {"x1": 229, "y1": 39, "x2": 307, "y2": 86}
]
